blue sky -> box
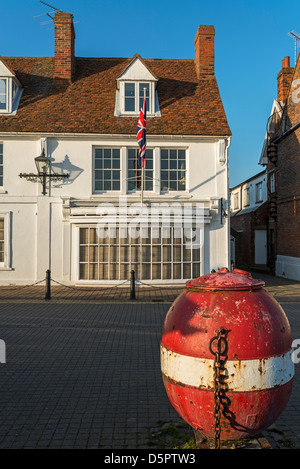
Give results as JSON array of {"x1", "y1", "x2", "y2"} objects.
[{"x1": 1, "y1": 0, "x2": 299, "y2": 187}]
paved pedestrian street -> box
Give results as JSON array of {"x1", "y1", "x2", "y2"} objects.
[{"x1": 0, "y1": 274, "x2": 299, "y2": 449}]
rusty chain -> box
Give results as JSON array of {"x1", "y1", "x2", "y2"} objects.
[{"x1": 209, "y1": 327, "x2": 228, "y2": 449}]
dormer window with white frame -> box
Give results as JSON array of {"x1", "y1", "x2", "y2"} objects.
[
  {"x1": 0, "y1": 59, "x2": 23, "y2": 115},
  {"x1": 124, "y1": 82, "x2": 151, "y2": 114},
  {"x1": 115, "y1": 54, "x2": 161, "y2": 117}
]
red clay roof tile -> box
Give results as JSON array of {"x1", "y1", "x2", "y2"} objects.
[{"x1": 0, "y1": 56, "x2": 231, "y2": 136}]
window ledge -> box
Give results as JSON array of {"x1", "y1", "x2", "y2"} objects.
[{"x1": 0, "y1": 267, "x2": 13, "y2": 271}]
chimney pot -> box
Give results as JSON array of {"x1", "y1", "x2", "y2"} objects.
[
  {"x1": 282, "y1": 56, "x2": 290, "y2": 68},
  {"x1": 277, "y1": 56, "x2": 294, "y2": 104}
]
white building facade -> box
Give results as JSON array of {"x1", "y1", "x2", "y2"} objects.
[
  {"x1": 230, "y1": 170, "x2": 268, "y2": 215},
  {"x1": 0, "y1": 14, "x2": 231, "y2": 285}
]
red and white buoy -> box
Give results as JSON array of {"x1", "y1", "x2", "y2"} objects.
[{"x1": 161, "y1": 268, "x2": 294, "y2": 443}]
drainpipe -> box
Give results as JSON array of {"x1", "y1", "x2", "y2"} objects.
[{"x1": 225, "y1": 137, "x2": 231, "y2": 269}]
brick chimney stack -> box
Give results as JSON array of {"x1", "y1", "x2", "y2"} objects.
[
  {"x1": 54, "y1": 12, "x2": 75, "y2": 83},
  {"x1": 277, "y1": 56, "x2": 294, "y2": 104},
  {"x1": 194, "y1": 25, "x2": 215, "y2": 79}
]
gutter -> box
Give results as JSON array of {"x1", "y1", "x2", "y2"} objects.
[{"x1": 272, "y1": 120, "x2": 300, "y2": 143}]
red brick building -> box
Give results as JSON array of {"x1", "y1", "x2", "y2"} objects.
[{"x1": 259, "y1": 53, "x2": 300, "y2": 280}]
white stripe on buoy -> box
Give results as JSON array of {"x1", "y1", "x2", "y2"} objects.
[{"x1": 161, "y1": 345, "x2": 294, "y2": 392}]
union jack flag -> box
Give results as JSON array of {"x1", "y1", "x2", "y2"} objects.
[{"x1": 136, "y1": 94, "x2": 147, "y2": 168}]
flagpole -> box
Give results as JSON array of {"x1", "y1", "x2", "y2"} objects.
[
  {"x1": 141, "y1": 165, "x2": 144, "y2": 205},
  {"x1": 141, "y1": 87, "x2": 146, "y2": 206}
]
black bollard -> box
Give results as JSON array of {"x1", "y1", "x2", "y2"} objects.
[
  {"x1": 45, "y1": 269, "x2": 51, "y2": 300},
  {"x1": 130, "y1": 270, "x2": 136, "y2": 300}
]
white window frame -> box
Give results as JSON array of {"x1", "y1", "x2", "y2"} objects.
[
  {"x1": 93, "y1": 147, "x2": 122, "y2": 194},
  {"x1": 243, "y1": 187, "x2": 250, "y2": 207},
  {"x1": 0, "y1": 212, "x2": 11, "y2": 270},
  {"x1": 120, "y1": 81, "x2": 154, "y2": 115},
  {"x1": 0, "y1": 142, "x2": 3, "y2": 188},
  {"x1": 0, "y1": 77, "x2": 22, "y2": 115},
  {"x1": 77, "y1": 224, "x2": 202, "y2": 284},
  {"x1": 0, "y1": 78, "x2": 8, "y2": 113},
  {"x1": 233, "y1": 192, "x2": 239, "y2": 210},
  {"x1": 160, "y1": 148, "x2": 187, "y2": 193},
  {"x1": 256, "y1": 182, "x2": 263, "y2": 203},
  {"x1": 269, "y1": 172, "x2": 275, "y2": 193}
]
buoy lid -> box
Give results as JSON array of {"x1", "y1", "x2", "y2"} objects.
[{"x1": 186, "y1": 268, "x2": 265, "y2": 291}]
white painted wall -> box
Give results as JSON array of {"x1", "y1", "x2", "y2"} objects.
[
  {"x1": 230, "y1": 171, "x2": 267, "y2": 214},
  {"x1": 276, "y1": 255, "x2": 300, "y2": 281},
  {"x1": 0, "y1": 134, "x2": 230, "y2": 284}
]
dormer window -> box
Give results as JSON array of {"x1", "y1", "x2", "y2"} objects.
[
  {"x1": 115, "y1": 54, "x2": 160, "y2": 117},
  {"x1": 0, "y1": 59, "x2": 23, "y2": 115},
  {"x1": 123, "y1": 81, "x2": 151, "y2": 114},
  {"x1": 124, "y1": 82, "x2": 150, "y2": 113}
]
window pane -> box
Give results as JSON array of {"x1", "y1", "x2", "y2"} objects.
[
  {"x1": 95, "y1": 148, "x2": 102, "y2": 158},
  {"x1": 169, "y1": 180, "x2": 177, "y2": 191},
  {"x1": 139, "y1": 83, "x2": 149, "y2": 111},
  {"x1": 0, "y1": 143, "x2": 2, "y2": 186},
  {"x1": 170, "y1": 159, "x2": 177, "y2": 169},
  {"x1": 125, "y1": 83, "x2": 135, "y2": 96},
  {"x1": 80, "y1": 228, "x2": 89, "y2": 244},
  {"x1": 104, "y1": 180, "x2": 111, "y2": 190},
  {"x1": 95, "y1": 180, "x2": 103, "y2": 191},
  {"x1": 125, "y1": 98, "x2": 135, "y2": 112},
  {"x1": 95, "y1": 170, "x2": 103, "y2": 180},
  {"x1": 139, "y1": 83, "x2": 149, "y2": 97},
  {"x1": 95, "y1": 158, "x2": 102, "y2": 169},
  {"x1": 161, "y1": 159, "x2": 168, "y2": 169},
  {"x1": 142, "y1": 263, "x2": 151, "y2": 280},
  {"x1": 0, "y1": 80, "x2": 6, "y2": 110},
  {"x1": 125, "y1": 83, "x2": 135, "y2": 112},
  {"x1": 79, "y1": 263, "x2": 88, "y2": 280}
]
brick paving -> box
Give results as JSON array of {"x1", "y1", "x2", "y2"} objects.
[{"x1": 0, "y1": 273, "x2": 299, "y2": 449}]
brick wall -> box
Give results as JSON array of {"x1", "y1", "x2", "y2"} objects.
[
  {"x1": 276, "y1": 54, "x2": 300, "y2": 258},
  {"x1": 277, "y1": 57, "x2": 294, "y2": 104},
  {"x1": 54, "y1": 12, "x2": 75, "y2": 83},
  {"x1": 230, "y1": 202, "x2": 268, "y2": 267},
  {"x1": 194, "y1": 25, "x2": 215, "y2": 79}
]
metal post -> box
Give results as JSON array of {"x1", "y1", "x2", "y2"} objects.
[
  {"x1": 45, "y1": 269, "x2": 51, "y2": 300},
  {"x1": 130, "y1": 269, "x2": 136, "y2": 300},
  {"x1": 141, "y1": 164, "x2": 144, "y2": 205},
  {"x1": 42, "y1": 170, "x2": 47, "y2": 196}
]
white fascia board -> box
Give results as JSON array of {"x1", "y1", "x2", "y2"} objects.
[
  {"x1": 259, "y1": 99, "x2": 283, "y2": 165},
  {"x1": 0, "y1": 132, "x2": 231, "y2": 142}
]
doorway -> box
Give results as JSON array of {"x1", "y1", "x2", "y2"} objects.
[{"x1": 254, "y1": 229, "x2": 267, "y2": 265}]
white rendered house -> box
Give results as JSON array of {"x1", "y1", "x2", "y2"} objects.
[{"x1": 0, "y1": 13, "x2": 231, "y2": 285}]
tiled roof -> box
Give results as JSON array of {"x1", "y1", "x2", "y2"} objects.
[{"x1": 0, "y1": 56, "x2": 231, "y2": 136}]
